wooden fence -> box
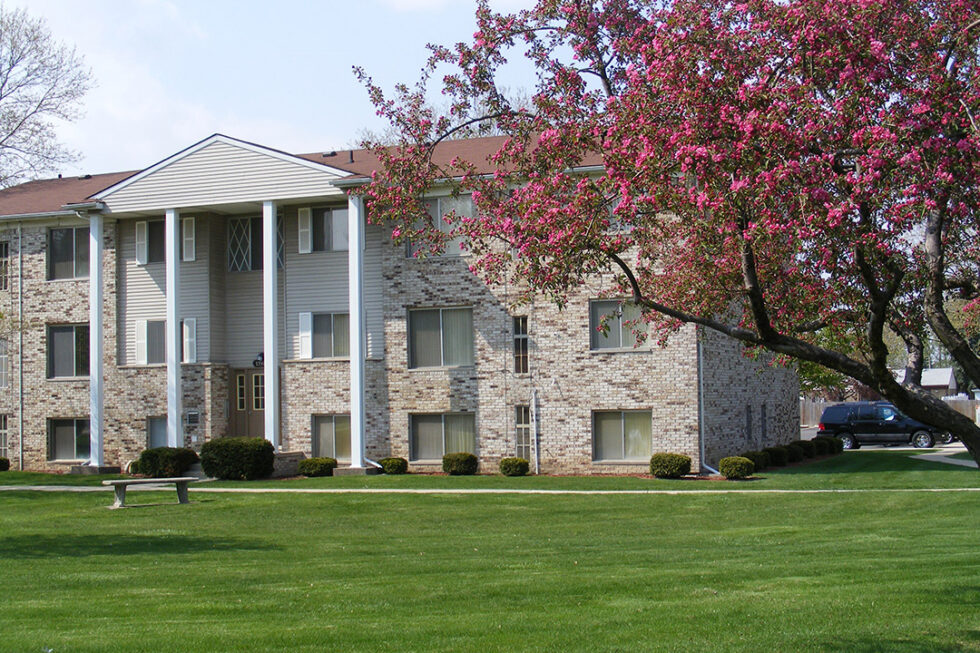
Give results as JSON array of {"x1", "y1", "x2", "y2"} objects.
[{"x1": 800, "y1": 398, "x2": 979, "y2": 427}]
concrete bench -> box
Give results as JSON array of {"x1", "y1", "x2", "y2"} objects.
[{"x1": 101, "y1": 477, "x2": 198, "y2": 509}]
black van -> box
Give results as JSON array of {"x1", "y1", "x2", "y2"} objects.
[{"x1": 816, "y1": 401, "x2": 943, "y2": 449}]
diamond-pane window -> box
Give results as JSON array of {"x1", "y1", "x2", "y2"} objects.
[{"x1": 228, "y1": 218, "x2": 251, "y2": 271}]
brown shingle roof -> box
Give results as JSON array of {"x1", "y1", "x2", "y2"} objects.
[
  {"x1": 0, "y1": 135, "x2": 603, "y2": 219},
  {"x1": 0, "y1": 171, "x2": 135, "y2": 218}
]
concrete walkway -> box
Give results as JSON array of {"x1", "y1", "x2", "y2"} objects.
[
  {"x1": 1, "y1": 485, "x2": 978, "y2": 495},
  {"x1": 913, "y1": 445, "x2": 978, "y2": 468}
]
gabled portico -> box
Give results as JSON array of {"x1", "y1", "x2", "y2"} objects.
[{"x1": 86, "y1": 134, "x2": 368, "y2": 466}]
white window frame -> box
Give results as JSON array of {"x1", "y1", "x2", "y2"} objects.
[{"x1": 407, "y1": 307, "x2": 474, "y2": 369}]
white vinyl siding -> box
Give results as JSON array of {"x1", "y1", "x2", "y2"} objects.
[
  {"x1": 98, "y1": 140, "x2": 345, "y2": 213},
  {"x1": 118, "y1": 218, "x2": 211, "y2": 364}
]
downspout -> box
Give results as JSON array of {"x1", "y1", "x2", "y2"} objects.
[
  {"x1": 531, "y1": 388, "x2": 539, "y2": 475},
  {"x1": 697, "y1": 333, "x2": 719, "y2": 475},
  {"x1": 17, "y1": 223, "x2": 23, "y2": 470}
]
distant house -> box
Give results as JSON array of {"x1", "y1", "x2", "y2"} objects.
[
  {"x1": 0, "y1": 133, "x2": 799, "y2": 474},
  {"x1": 893, "y1": 368, "x2": 959, "y2": 399}
]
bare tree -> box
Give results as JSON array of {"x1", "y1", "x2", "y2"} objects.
[{"x1": 0, "y1": 7, "x2": 92, "y2": 187}]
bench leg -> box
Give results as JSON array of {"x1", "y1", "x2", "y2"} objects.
[
  {"x1": 111, "y1": 485, "x2": 126, "y2": 509},
  {"x1": 176, "y1": 482, "x2": 190, "y2": 504}
]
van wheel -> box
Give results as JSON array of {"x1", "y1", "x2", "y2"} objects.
[
  {"x1": 840, "y1": 433, "x2": 858, "y2": 450},
  {"x1": 911, "y1": 431, "x2": 935, "y2": 449}
]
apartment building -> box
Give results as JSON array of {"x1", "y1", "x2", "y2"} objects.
[{"x1": 0, "y1": 134, "x2": 798, "y2": 474}]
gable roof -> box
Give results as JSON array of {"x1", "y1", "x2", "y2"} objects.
[{"x1": 892, "y1": 367, "x2": 957, "y2": 388}]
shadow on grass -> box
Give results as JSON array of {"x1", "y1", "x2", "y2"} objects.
[
  {"x1": 0, "y1": 534, "x2": 271, "y2": 559},
  {"x1": 765, "y1": 450, "x2": 977, "y2": 476},
  {"x1": 820, "y1": 632, "x2": 980, "y2": 653}
]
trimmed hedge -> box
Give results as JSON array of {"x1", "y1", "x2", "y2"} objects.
[
  {"x1": 763, "y1": 446, "x2": 789, "y2": 467},
  {"x1": 200, "y1": 437, "x2": 275, "y2": 480},
  {"x1": 443, "y1": 452, "x2": 478, "y2": 475},
  {"x1": 499, "y1": 457, "x2": 529, "y2": 477},
  {"x1": 719, "y1": 456, "x2": 755, "y2": 480},
  {"x1": 298, "y1": 457, "x2": 336, "y2": 477},
  {"x1": 792, "y1": 439, "x2": 817, "y2": 458},
  {"x1": 131, "y1": 447, "x2": 199, "y2": 478},
  {"x1": 785, "y1": 443, "x2": 805, "y2": 463},
  {"x1": 379, "y1": 457, "x2": 408, "y2": 475},
  {"x1": 0, "y1": 456, "x2": 9, "y2": 472},
  {"x1": 740, "y1": 450, "x2": 770, "y2": 471},
  {"x1": 815, "y1": 436, "x2": 845, "y2": 454},
  {"x1": 811, "y1": 437, "x2": 832, "y2": 456},
  {"x1": 649, "y1": 453, "x2": 692, "y2": 479}
]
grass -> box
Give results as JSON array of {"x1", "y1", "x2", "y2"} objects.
[{"x1": 0, "y1": 450, "x2": 978, "y2": 652}]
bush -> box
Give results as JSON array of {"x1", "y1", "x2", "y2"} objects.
[
  {"x1": 442, "y1": 452, "x2": 479, "y2": 475},
  {"x1": 298, "y1": 457, "x2": 336, "y2": 477},
  {"x1": 0, "y1": 457, "x2": 9, "y2": 472},
  {"x1": 822, "y1": 436, "x2": 845, "y2": 454},
  {"x1": 200, "y1": 437, "x2": 275, "y2": 480},
  {"x1": 131, "y1": 447, "x2": 199, "y2": 478},
  {"x1": 719, "y1": 456, "x2": 755, "y2": 479},
  {"x1": 649, "y1": 453, "x2": 692, "y2": 479},
  {"x1": 499, "y1": 457, "x2": 529, "y2": 476},
  {"x1": 792, "y1": 439, "x2": 817, "y2": 458},
  {"x1": 379, "y1": 456, "x2": 408, "y2": 475},
  {"x1": 785, "y1": 443, "x2": 805, "y2": 463},
  {"x1": 811, "y1": 437, "x2": 832, "y2": 456},
  {"x1": 740, "y1": 450, "x2": 770, "y2": 471},
  {"x1": 763, "y1": 446, "x2": 789, "y2": 466}
]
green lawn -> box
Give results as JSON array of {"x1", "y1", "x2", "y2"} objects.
[{"x1": 0, "y1": 451, "x2": 978, "y2": 652}]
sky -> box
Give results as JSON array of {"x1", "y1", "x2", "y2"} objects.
[{"x1": 8, "y1": 0, "x2": 536, "y2": 177}]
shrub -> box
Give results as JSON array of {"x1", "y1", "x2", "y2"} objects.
[
  {"x1": 740, "y1": 450, "x2": 770, "y2": 471},
  {"x1": 442, "y1": 452, "x2": 479, "y2": 475},
  {"x1": 0, "y1": 457, "x2": 9, "y2": 472},
  {"x1": 200, "y1": 437, "x2": 275, "y2": 480},
  {"x1": 131, "y1": 447, "x2": 199, "y2": 478},
  {"x1": 649, "y1": 453, "x2": 692, "y2": 479},
  {"x1": 785, "y1": 443, "x2": 805, "y2": 463},
  {"x1": 763, "y1": 446, "x2": 789, "y2": 467},
  {"x1": 298, "y1": 457, "x2": 336, "y2": 477},
  {"x1": 811, "y1": 437, "x2": 832, "y2": 456},
  {"x1": 379, "y1": 457, "x2": 408, "y2": 475},
  {"x1": 499, "y1": 457, "x2": 529, "y2": 477},
  {"x1": 792, "y1": 439, "x2": 817, "y2": 458},
  {"x1": 719, "y1": 456, "x2": 755, "y2": 480},
  {"x1": 826, "y1": 436, "x2": 845, "y2": 454}
]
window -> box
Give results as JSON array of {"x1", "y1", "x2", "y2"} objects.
[
  {"x1": 0, "y1": 340, "x2": 8, "y2": 388},
  {"x1": 589, "y1": 300, "x2": 646, "y2": 350},
  {"x1": 515, "y1": 405, "x2": 531, "y2": 460},
  {"x1": 48, "y1": 418, "x2": 90, "y2": 460},
  {"x1": 48, "y1": 227, "x2": 89, "y2": 280},
  {"x1": 298, "y1": 207, "x2": 348, "y2": 253},
  {"x1": 228, "y1": 216, "x2": 283, "y2": 271},
  {"x1": 410, "y1": 413, "x2": 476, "y2": 460},
  {"x1": 593, "y1": 411, "x2": 652, "y2": 461},
  {"x1": 47, "y1": 325, "x2": 89, "y2": 378},
  {"x1": 135, "y1": 218, "x2": 195, "y2": 264},
  {"x1": 0, "y1": 241, "x2": 8, "y2": 290},
  {"x1": 408, "y1": 195, "x2": 472, "y2": 257},
  {"x1": 0, "y1": 414, "x2": 7, "y2": 459},
  {"x1": 513, "y1": 316, "x2": 529, "y2": 373},
  {"x1": 252, "y1": 374, "x2": 265, "y2": 411},
  {"x1": 236, "y1": 375, "x2": 246, "y2": 411},
  {"x1": 134, "y1": 319, "x2": 195, "y2": 364},
  {"x1": 408, "y1": 307, "x2": 473, "y2": 368},
  {"x1": 298, "y1": 312, "x2": 349, "y2": 358},
  {"x1": 147, "y1": 417, "x2": 167, "y2": 448},
  {"x1": 312, "y1": 415, "x2": 351, "y2": 460}
]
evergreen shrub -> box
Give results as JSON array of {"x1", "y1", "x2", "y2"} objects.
[{"x1": 200, "y1": 437, "x2": 275, "y2": 480}]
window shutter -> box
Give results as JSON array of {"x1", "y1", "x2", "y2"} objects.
[
  {"x1": 182, "y1": 217, "x2": 196, "y2": 262},
  {"x1": 297, "y1": 208, "x2": 312, "y2": 254},
  {"x1": 298, "y1": 312, "x2": 312, "y2": 359},
  {"x1": 135, "y1": 320, "x2": 147, "y2": 364},
  {"x1": 183, "y1": 318, "x2": 197, "y2": 363},
  {"x1": 135, "y1": 221, "x2": 148, "y2": 265}
]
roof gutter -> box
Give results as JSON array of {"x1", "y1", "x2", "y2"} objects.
[{"x1": 62, "y1": 201, "x2": 106, "y2": 213}]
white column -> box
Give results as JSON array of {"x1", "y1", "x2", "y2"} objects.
[
  {"x1": 88, "y1": 213, "x2": 104, "y2": 466},
  {"x1": 348, "y1": 194, "x2": 366, "y2": 468},
  {"x1": 165, "y1": 208, "x2": 183, "y2": 448},
  {"x1": 262, "y1": 200, "x2": 280, "y2": 450}
]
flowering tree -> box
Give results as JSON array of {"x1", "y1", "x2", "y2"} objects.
[{"x1": 356, "y1": 0, "x2": 980, "y2": 463}]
